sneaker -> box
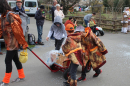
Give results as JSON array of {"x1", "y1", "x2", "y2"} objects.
[
  {"x1": 93, "y1": 69, "x2": 102, "y2": 77},
  {"x1": 77, "y1": 77, "x2": 86, "y2": 82},
  {"x1": 0, "y1": 82, "x2": 9, "y2": 86},
  {"x1": 11, "y1": 78, "x2": 25, "y2": 83},
  {"x1": 63, "y1": 82, "x2": 70, "y2": 86},
  {"x1": 38, "y1": 42, "x2": 44, "y2": 45}
]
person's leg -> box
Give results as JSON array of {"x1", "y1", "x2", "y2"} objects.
[
  {"x1": 37, "y1": 25, "x2": 40, "y2": 43},
  {"x1": 13, "y1": 50, "x2": 25, "y2": 79},
  {"x1": 84, "y1": 20, "x2": 88, "y2": 27},
  {"x1": 39, "y1": 25, "x2": 43, "y2": 43},
  {"x1": 0, "y1": 42, "x2": 3, "y2": 55},
  {"x1": 2, "y1": 51, "x2": 16, "y2": 84},
  {"x1": 55, "y1": 38, "x2": 64, "y2": 50},
  {"x1": 93, "y1": 69, "x2": 102, "y2": 77},
  {"x1": 69, "y1": 62, "x2": 78, "y2": 86}
]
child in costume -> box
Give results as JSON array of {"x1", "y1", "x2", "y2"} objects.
[
  {"x1": 121, "y1": 12, "x2": 128, "y2": 34},
  {"x1": 77, "y1": 27, "x2": 108, "y2": 81},
  {"x1": 62, "y1": 24, "x2": 88, "y2": 86},
  {"x1": 0, "y1": 0, "x2": 28, "y2": 86}
]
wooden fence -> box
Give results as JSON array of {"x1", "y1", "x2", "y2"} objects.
[{"x1": 46, "y1": 14, "x2": 122, "y2": 31}]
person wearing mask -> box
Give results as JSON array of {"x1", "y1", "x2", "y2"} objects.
[
  {"x1": 46, "y1": 16, "x2": 67, "y2": 50},
  {"x1": 54, "y1": 4, "x2": 65, "y2": 20},
  {"x1": 51, "y1": 0, "x2": 57, "y2": 22},
  {"x1": 84, "y1": 13, "x2": 96, "y2": 27},
  {"x1": 0, "y1": 0, "x2": 28, "y2": 85},
  {"x1": 13, "y1": 0, "x2": 25, "y2": 13},
  {"x1": 35, "y1": 5, "x2": 46, "y2": 45}
]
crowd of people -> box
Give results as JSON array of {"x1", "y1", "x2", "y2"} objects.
[{"x1": 0, "y1": 0, "x2": 108, "y2": 86}]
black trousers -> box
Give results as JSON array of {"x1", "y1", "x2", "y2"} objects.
[
  {"x1": 69, "y1": 62, "x2": 79, "y2": 80},
  {"x1": 55, "y1": 38, "x2": 64, "y2": 50},
  {"x1": 5, "y1": 50, "x2": 22, "y2": 73},
  {"x1": 81, "y1": 63, "x2": 100, "y2": 79}
]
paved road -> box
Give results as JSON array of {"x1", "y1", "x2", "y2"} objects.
[{"x1": 0, "y1": 17, "x2": 130, "y2": 86}]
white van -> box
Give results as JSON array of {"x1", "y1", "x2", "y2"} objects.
[
  {"x1": 24, "y1": 0, "x2": 39, "y2": 15},
  {"x1": 7, "y1": 1, "x2": 16, "y2": 9}
]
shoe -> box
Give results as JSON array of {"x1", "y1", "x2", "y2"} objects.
[
  {"x1": 93, "y1": 69, "x2": 102, "y2": 77},
  {"x1": 0, "y1": 52, "x2": 3, "y2": 54},
  {"x1": 63, "y1": 82, "x2": 70, "y2": 86},
  {"x1": 38, "y1": 42, "x2": 44, "y2": 45},
  {"x1": 11, "y1": 78, "x2": 25, "y2": 83},
  {"x1": 77, "y1": 77, "x2": 86, "y2": 82},
  {"x1": 0, "y1": 82, "x2": 9, "y2": 86}
]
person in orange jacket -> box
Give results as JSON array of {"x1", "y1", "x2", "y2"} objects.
[
  {"x1": 0, "y1": 0, "x2": 28, "y2": 86},
  {"x1": 64, "y1": 17, "x2": 77, "y2": 27}
]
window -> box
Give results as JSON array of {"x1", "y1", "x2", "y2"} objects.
[
  {"x1": 9, "y1": 2, "x2": 16, "y2": 8},
  {"x1": 25, "y1": 1, "x2": 36, "y2": 7}
]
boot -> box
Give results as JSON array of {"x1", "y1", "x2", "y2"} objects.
[
  {"x1": 93, "y1": 69, "x2": 102, "y2": 77},
  {"x1": 70, "y1": 79, "x2": 77, "y2": 86},
  {"x1": 63, "y1": 76, "x2": 71, "y2": 86},
  {"x1": 17, "y1": 68, "x2": 25, "y2": 79}
]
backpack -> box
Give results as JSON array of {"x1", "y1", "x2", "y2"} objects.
[{"x1": 28, "y1": 33, "x2": 36, "y2": 45}]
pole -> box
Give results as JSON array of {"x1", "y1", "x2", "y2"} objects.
[{"x1": 99, "y1": 6, "x2": 101, "y2": 27}]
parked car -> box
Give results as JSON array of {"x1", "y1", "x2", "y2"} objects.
[{"x1": 24, "y1": 0, "x2": 39, "y2": 15}]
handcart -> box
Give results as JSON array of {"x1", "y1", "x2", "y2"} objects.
[{"x1": 27, "y1": 47, "x2": 91, "y2": 80}]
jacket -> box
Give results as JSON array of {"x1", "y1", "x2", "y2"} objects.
[
  {"x1": 0, "y1": 11, "x2": 28, "y2": 50},
  {"x1": 35, "y1": 10, "x2": 45, "y2": 25},
  {"x1": 81, "y1": 28, "x2": 108, "y2": 70},
  {"x1": 47, "y1": 16, "x2": 67, "y2": 40}
]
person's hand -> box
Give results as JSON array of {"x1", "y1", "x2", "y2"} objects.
[
  {"x1": 46, "y1": 37, "x2": 49, "y2": 41},
  {"x1": 45, "y1": 16, "x2": 46, "y2": 18},
  {"x1": 42, "y1": 15, "x2": 45, "y2": 17}
]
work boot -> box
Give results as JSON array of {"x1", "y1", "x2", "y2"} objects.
[
  {"x1": 70, "y1": 79, "x2": 77, "y2": 86},
  {"x1": 0, "y1": 82, "x2": 9, "y2": 86},
  {"x1": 77, "y1": 77, "x2": 86, "y2": 82},
  {"x1": 63, "y1": 76, "x2": 71, "y2": 86},
  {"x1": 93, "y1": 69, "x2": 102, "y2": 77}
]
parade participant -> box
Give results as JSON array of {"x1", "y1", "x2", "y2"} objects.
[
  {"x1": 13, "y1": 0, "x2": 25, "y2": 13},
  {"x1": 77, "y1": 27, "x2": 108, "y2": 81},
  {"x1": 51, "y1": 0, "x2": 57, "y2": 22},
  {"x1": 121, "y1": 12, "x2": 128, "y2": 34},
  {"x1": 64, "y1": 17, "x2": 77, "y2": 27},
  {"x1": 54, "y1": 4, "x2": 65, "y2": 20},
  {"x1": 0, "y1": 0, "x2": 28, "y2": 86},
  {"x1": 84, "y1": 13, "x2": 96, "y2": 27},
  {"x1": 46, "y1": 16, "x2": 67, "y2": 50},
  {"x1": 35, "y1": 5, "x2": 46, "y2": 45},
  {"x1": 62, "y1": 24, "x2": 86, "y2": 86}
]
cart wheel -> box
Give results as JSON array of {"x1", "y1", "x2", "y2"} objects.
[
  {"x1": 95, "y1": 31, "x2": 100, "y2": 36},
  {"x1": 63, "y1": 68, "x2": 69, "y2": 80},
  {"x1": 86, "y1": 61, "x2": 92, "y2": 73},
  {"x1": 50, "y1": 64, "x2": 55, "y2": 70}
]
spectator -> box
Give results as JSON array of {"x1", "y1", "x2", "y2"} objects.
[
  {"x1": 64, "y1": 17, "x2": 77, "y2": 27},
  {"x1": 0, "y1": 0, "x2": 28, "y2": 85},
  {"x1": 46, "y1": 16, "x2": 67, "y2": 50},
  {"x1": 35, "y1": 5, "x2": 46, "y2": 45},
  {"x1": 51, "y1": 0, "x2": 57, "y2": 22},
  {"x1": 54, "y1": 4, "x2": 65, "y2": 20},
  {"x1": 13, "y1": 0, "x2": 25, "y2": 13},
  {"x1": 84, "y1": 13, "x2": 96, "y2": 27}
]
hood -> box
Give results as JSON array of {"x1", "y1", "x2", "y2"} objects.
[{"x1": 54, "y1": 16, "x2": 62, "y2": 24}]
